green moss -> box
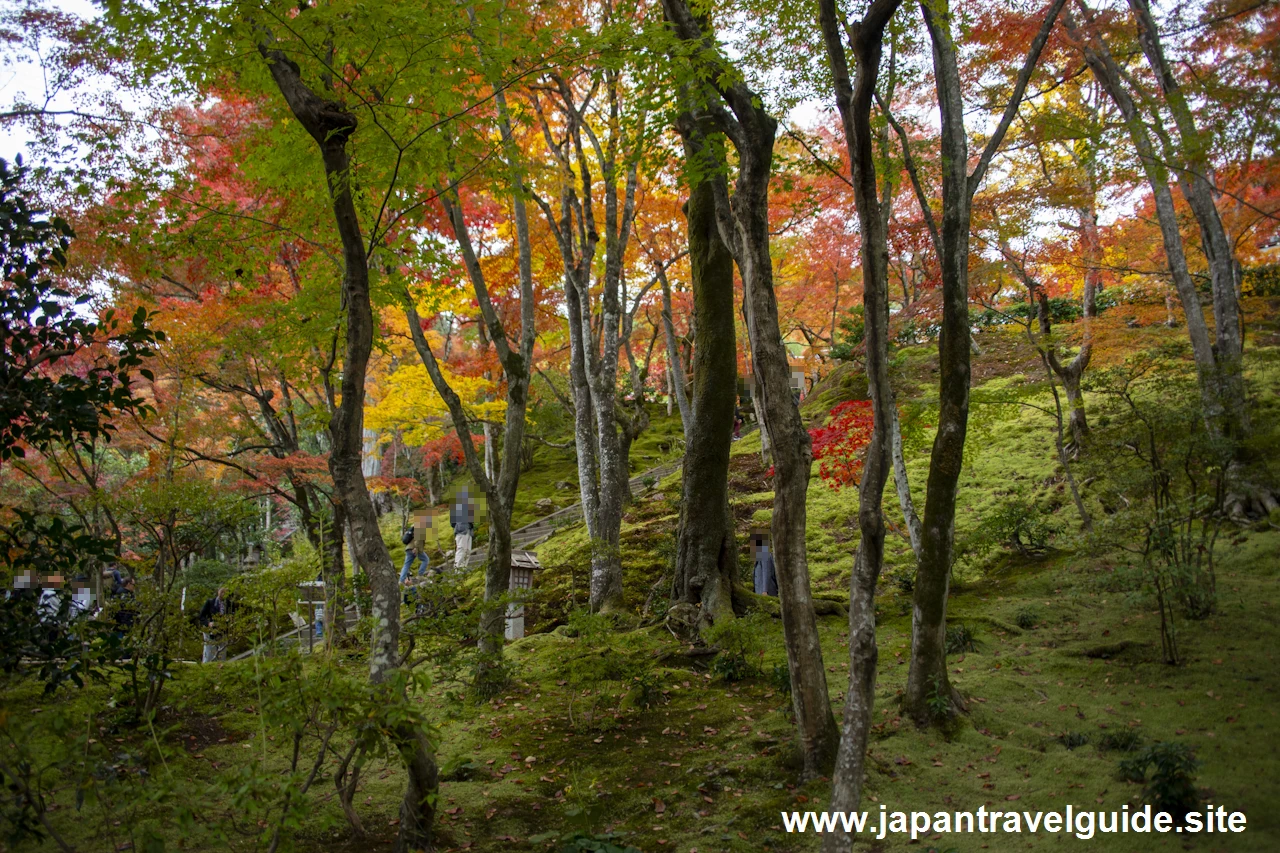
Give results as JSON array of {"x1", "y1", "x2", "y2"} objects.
[{"x1": 15, "y1": 322, "x2": 1280, "y2": 853}]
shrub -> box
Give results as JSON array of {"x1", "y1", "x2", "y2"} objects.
[
  {"x1": 926, "y1": 674, "x2": 952, "y2": 720},
  {"x1": 1057, "y1": 731, "x2": 1089, "y2": 750},
  {"x1": 944, "y1": 623, "x2": 979, "y2": 655},
  {"x1": 890, "y1": 570, "x2": 914, "y2": 595},
  {"x1": 1119, "y1": 741, "x2": 1200, "y2": 822},
  {"x1": 1098, "y1": 729, "x2": 1145, "y2": 752},
  {"x1": 770, "y1": 661, "x2": 792, "y2": 697},
  {"x1": 705, "y1": 613, "x2": 768, "y2": 682},
  {"x1": 1015, "y1": 608, "x2": 1039, "y2": 630},
  {"x1": 1083, "y1": 350, "x2": 1228, "y2": 664}
]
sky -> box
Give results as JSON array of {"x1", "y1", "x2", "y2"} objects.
[{"x1": 0, "y1": 0, "x2": 109, "y2": 162}]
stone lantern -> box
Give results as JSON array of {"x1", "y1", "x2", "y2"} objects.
[{"x1": 505, "y1": 550, "x2": 541, "y2": 640}]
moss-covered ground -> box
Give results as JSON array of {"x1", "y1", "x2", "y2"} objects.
[{"x1": 11, "y1": 300, "x2": 1280, "y2": 852}]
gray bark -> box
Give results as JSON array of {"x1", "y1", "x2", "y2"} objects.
[
  {"x1": 904, "y1": 0, "x2": 1067, "y2": 725},
  {"x1": 661, "y1": 0, "x2": 840, "y2": 779},
  {"x1": 257, "y1": 39, "x2": 435, "y2": 852},
  {"x1": 818, "y1": 0, "x2": 901, "y2": 844},
  {"x1": 1064, "y1": 10, "x2": 1225, "y2": 436},
  {"x1": 407, "y1": 75, "x2": 536, "y2": 668},
  {"x1": 890, "y1": 405, "x2": 923, "y2": 560},
  {"x1": 658, "y1": 264, "x2": 694, "y2": 438},
  {"x1": 670, "y1": 119, "x2": 739, "y2": 626},
  {"x1": 530, "y1": 74, "x2": 641, "y2": 613}
]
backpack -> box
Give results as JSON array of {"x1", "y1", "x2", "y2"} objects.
[{"x1": 401, "y1": 529, "x2": 414, "y2": 546}]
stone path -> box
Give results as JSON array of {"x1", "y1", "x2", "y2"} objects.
[{"x1": 230, "y1": 457, "x2": 688, "y2": 660}]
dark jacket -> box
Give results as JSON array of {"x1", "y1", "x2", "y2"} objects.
[
  {"x1": 198, "y1": 595, "x2": 235, "y2": 631},
  {"x1": 450, "y1": 501, "x2": 473, "y2": 535}
]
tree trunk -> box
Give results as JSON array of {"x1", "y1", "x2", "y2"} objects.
[
  {"x1": 565, "y1": 277, "x2": 603, "y2": 547},
  {"x1": 324, "y1": 500, "x2": 348, "y2": 648},
  {"x1": 890, "y1": 405, "x2": 923, "y2": 561},
  {"x1": 1128, "y1": 0, "x2": 1247, "y2": 442},
  {"x1": 660, "y1": 0, "x2": 839, "y2": 778},
  {"x1": 257, "y1": 41, "x2": 436, "y2": 850},
  {"x1": 1065, "y1": 10, "x2": 1224, "y2": 440},
  {"x1": 905, "y1": 0, "x2": 1066, "y2": 724},
  {"x1": 659, "y1": 265, "x2": 694, "y2": 436},
  {"x1": 818, "y1": 0, "x2": 901, "y2": 843},
  {"x1": 670, "y1": 123, "x2": 739, "y2": 626},
  {"x1": 903, "y1": 0, "x2": 973, "y2": 725}
]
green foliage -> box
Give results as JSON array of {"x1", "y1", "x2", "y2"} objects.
[
  {"x1": 889, "y1": 569, "x2": 915, "y2": 595},
  {"x1": 973, "y1": 295, "x2": 1110, "y2": 329},
  {"x1": 705, "y1": 613, "x2": 768, "y2": 682},
  {"x1": 1057, "y1": 731, "x2": 1090, "y2": 750},
  {"x1": 770, "y1": 661, "x2": 792, "y2": 698},
  {"x1": 1118, "y1": 741, "x2": 1201, "y2": 821},
  {"x1": 1082, "y1": 348, "x2": 1229, "y2": 663},
  {"x1": 1242, "y1": 264, "x2": 1280, "y2": 297},
  {"x1": 829, "y1": 304, "x2": 866, "y2": 362},
  {"x1": 205, "y1": 654, "x2": 436, "y2": 850},
  {"x1": 956, "y1": 494, "x2": 1061, "y2": 566},
  {"x1": 1098, "y1": 729, "x2": 1146, "y2": 753},
  {"x1": 0, "y1": 593, "x2": 125, "y2": 693},
  {"x1": 622, "y1": 670, "x2": 665, "y2": 711},
  {"x1": 552, "y1": 610, "x2": 659, "y2": 730},
  {"x1": 944, "y1": 623, "x2": 980, "y2": 655},
  {"x1": 1015, "y1": 608, "x2": 1039, "y2": 630},
  {"x1": 926, "y1": 674, "x2": 952, "y2": 720},
  {"x1": 179, "y1": 559, "x2": 239, "y2": 602},
  {"x1": 403, "y1": 572, "x2": 479, "y2": 698},
  {"x1": 0, "y1": 157, "x2": 163, "y2": 461}
]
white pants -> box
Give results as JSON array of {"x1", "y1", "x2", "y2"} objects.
[
  {"x1": 454, "y1": 531, "x2": 473, "y2": 569},
  {"x1": 202, "y1": 633, "x2": 224, "y2": 663}
]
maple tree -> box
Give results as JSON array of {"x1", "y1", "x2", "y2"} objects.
[
  {"x1": 2, "y1": 0, "x2": 1279, "y2": 847},
  {"x1": 808, "y1": 400, "x2": 877, "y2": 489}
]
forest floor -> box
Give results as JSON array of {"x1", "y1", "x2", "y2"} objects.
[{"x1": 13, "y1": 298, "x2": 1280, "y2": 853}]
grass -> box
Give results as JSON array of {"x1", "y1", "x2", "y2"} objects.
[{"x1": 10, "y1": 302, "x2": 1280, "y2": 852}]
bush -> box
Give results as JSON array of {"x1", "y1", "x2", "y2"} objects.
[
  {"x1": 705, "y1": 613, "x2": 768, "y2": 682},
  {"x1": 770, "y1": 661, "x2": 792, "y2": 697},
  {"x1": 1242, "y1": 263, "x2": 1280, "y2": 297},
  {"x1": 1057, "y1": 731, "x2": 1089, "y2": 750},
  {"x1": 944, "y1": 623, "x2": 979, "y2": 655},
  {"x1": 926, "y1": 674, "x2": 952, "y2": 721},
  {"x1": 1083, "y1": 350, "x2": 1228, "y2": 664},
  {"x1": 1015, "y1": 608, "x2": 1039, "y2": 630},
  {"x1": 1098, "y1": 729, "x2": 1145, "y2": 752},
  {"x1": 1118, "y1": 741, "x2": 1200, "y2": 822}
]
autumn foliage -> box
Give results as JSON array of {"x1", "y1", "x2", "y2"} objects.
[{"x1": 809, "y1": 400, "x2": 875, "y2": 489}]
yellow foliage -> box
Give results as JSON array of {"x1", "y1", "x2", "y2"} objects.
[{"x1": 365, "y1": 360, "x2": 505, "y2": 446}]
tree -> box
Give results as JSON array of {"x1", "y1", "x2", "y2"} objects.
[
  {"x1": 404, "y1": 9, "x2": 542, "y2": 669},
  {"x1": 1064, "y1": 0, "x2": 1275, "y2": 517},
  {"x1": 668, "y1": 117, "x2": 739, "y2": 626},
  {"x1": 661, "y1": 0, "x2": 840, "y2": 778},
  {"x1": 815, "y1": 0, "x2": 901, "y2": 839},
  {"x1": 898, "y1": 0, "x2": 1068, "y2": 724},
  {"x1": 527, "y1": 47, "x2": 647, "y2": 613},
  {"x1": 0, "y1": 156, "x2": 162, "y2": 578}
]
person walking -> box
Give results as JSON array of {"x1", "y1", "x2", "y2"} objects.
[
  {"x1": 399, "y1": 511, "x2": 432, "y2": 583},
  {"x1": 198, "y1": 587, "x2": 233, "y2": 663},
  {"x1": 450, "y1": 487, "x2": 475, "y2": 570}
]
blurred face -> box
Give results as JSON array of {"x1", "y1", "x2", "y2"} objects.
[{"x1": 217, "y1": 587, "x2": 227, "y2": 599}]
